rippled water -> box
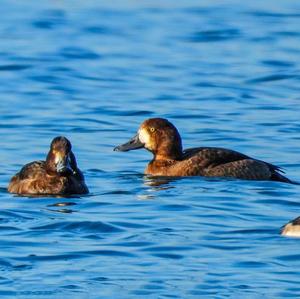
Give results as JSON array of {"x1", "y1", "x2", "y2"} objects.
[{"x1": 1, "y1": 0, "x2": 300, "y2": 297}]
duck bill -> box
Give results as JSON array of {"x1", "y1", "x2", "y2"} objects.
[
  {"x1": 56, "y1": 154, "x2": 74, "y2": 174},
  {"x1": 114, "y1": 134, "x2": 144, "y2": 152}
]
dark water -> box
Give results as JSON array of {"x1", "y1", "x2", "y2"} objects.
[{"x1": 0, "y1": 0, "x2": 300, "y2": 297}]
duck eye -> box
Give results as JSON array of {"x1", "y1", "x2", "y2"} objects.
[{"x1": 150, "y1": 127, "x2": 155, "y2": 133}]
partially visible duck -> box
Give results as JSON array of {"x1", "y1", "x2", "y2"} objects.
[
  {"x1": 281, "y1": 217, "x2": 300, "y2": 237},
  {"x1": 8, "y1": 136, "x2": 89, "y2": 195},
  {"x1": 114, "y1": 118, "x2": 292, "y2": 183}
]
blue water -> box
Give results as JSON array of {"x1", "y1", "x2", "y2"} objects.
[{"x1": 1, "y1": 0, "x2": 300, "y2": 297}]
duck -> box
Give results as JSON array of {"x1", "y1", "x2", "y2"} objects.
[
  {"x1": 281, "y1": 217, "x2": 300, "y2": 237},
  {"x1": 8, "y1": 136, "x2": 89, "y2": 195},
  {"x1": 114, "y1": 118, "x2": 292, "y2": 183}
]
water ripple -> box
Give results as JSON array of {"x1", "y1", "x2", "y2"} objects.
[
  {"x1": 247, "y1": 74, "x2": 297, "y2": 83},
  {"x1": 31, "y1": 221, "x2": 123, "y2": 233},
  {"x1": 188, "y1": 29, "x2": 241, "y2": 42},
  {"x1": 59, "y1": 47, "x2": 100, "y2": 60},
  {"x1": 0, "y1": 64, "x2": 32, "y2": 71}
]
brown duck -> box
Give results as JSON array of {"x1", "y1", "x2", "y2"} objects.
[
  {"x1": 8, "y1": 136, "x2": 89, "y2": 195},
  {"x1": 281, "y1": 217, "x2": 300, "y2": 237},
  {"x1": 114, "y1": 118, "x2": 292, "y2": 183}
]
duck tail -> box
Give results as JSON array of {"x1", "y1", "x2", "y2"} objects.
[{"x1": 271, "y1": 172, "x2": 298, "y2": 184}]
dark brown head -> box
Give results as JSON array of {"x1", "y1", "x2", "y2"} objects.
[
  {"x1": 46, "y1": 136, "x2": 78, "y2": 175},
  {"x1": 114, "y1": 118, "x2": 183, "y2": 160}
]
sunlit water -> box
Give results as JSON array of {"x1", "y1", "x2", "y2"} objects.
[{"x1": 0, "y1": 0, "x2": 300, "y2": 298}]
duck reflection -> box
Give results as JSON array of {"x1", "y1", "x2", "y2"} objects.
[
  {"x1": 47, "y1": 201, "x2": 77, "y2": 214},
  {"x1": 143, "y1": 175, "x2": 178, "y2": 189},
  {"x1": 136, "y1": 176, "x2": 178, "y2": 200},
  {"x1": 144, "y1": 176, "x2": 181, "y2": 191}
]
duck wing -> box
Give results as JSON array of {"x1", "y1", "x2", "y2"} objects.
[
  {"x1": 182, "y1": 147, "x2": 251, "y2": 167},
  {"x1": 182, "y1": 147, "x2": 291, "y2": 183},
  {"x1": 8, "y1": 161, "x2": 52, "y2": 194},
  {"x1": 17, "y1": 161, "x2": 46, "y2": 180}
]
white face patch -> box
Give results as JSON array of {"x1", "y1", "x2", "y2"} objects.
[
  {"x1": 54, "y1": 153, "x2": 62, "y2": 164},
  {"x1": 138, "y1": 128, "x2": 150, "y2": 146},
  {"x1": 54, "y1": 152, "x2": 71, "y2": 164}
]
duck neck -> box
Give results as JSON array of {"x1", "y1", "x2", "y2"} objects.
[
  {"x1": 45, "y1": 151, "x2": 57, "y2": 175},
  {"x1": 153, "y1": 146, "x2": 183, "y2": 161}
]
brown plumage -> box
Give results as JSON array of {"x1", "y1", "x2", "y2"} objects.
[
  {"x1": 281, "y1": 217, "x2": 300, "y2": 237},
  {"x1": 114, "y1": 118, "x2": 292, "y2": 183},
  {"x1": 8, "y1": 136, "x2": 89, "y2": 195}
]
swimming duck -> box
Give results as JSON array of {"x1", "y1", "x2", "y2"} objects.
[
  {"x1": 114, "y1": 118, "x2": 291, "y2": 183},
  {"x1": 8, "y1": 136, "x2": 89, "y2": 195},
  {"x1": 281, "y1": 217, "x2": 300, "y2": 237}
]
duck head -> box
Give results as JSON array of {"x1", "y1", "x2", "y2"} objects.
[
  {"x1": 46, "y1": 136, "x2": 78, "y2": 175},
  {"x1": 114, "y1": 118, "x2": 183, "y2": 160}
]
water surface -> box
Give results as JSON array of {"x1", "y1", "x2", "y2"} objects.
[{"x1": 0, "y1": 0, "x2": 300, "y2": 298}]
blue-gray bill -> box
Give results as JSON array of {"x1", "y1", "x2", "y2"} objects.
[
  {"x1": 114, "y1": 134, "x2": 144, "y2": 152},
  {"x1": 56, "y1": 155, "x2": 74, "y2": 174}
]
